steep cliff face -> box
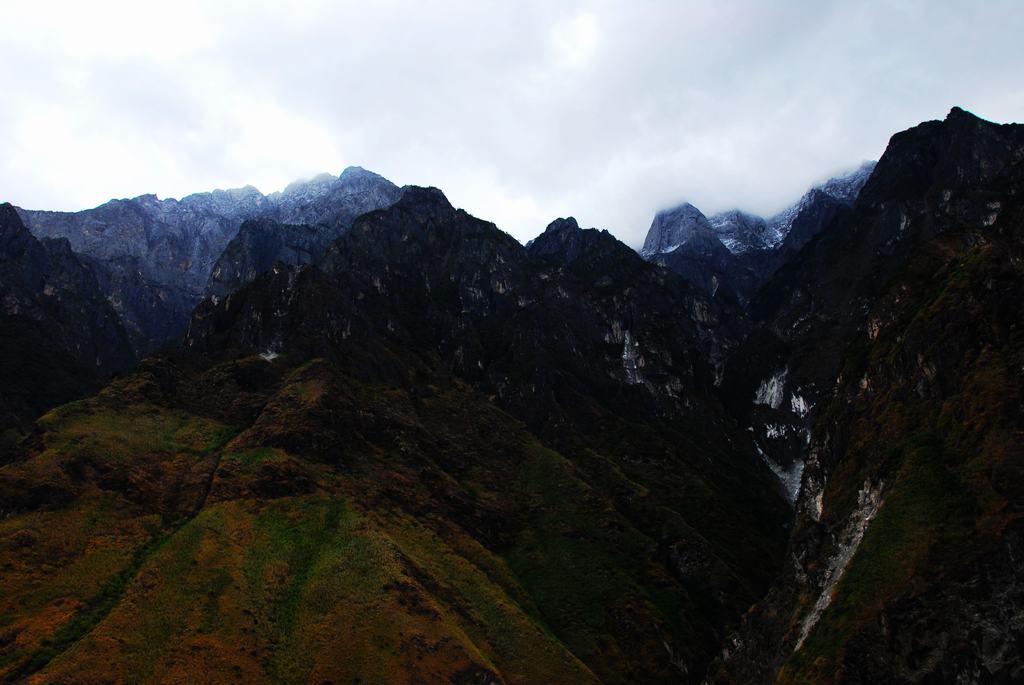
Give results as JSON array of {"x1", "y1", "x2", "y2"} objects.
[
  {"x1": 0, "y1": 203, "x2": 134, "y2": 450},
  {"x1": 709, "y1": 107, "x2": 1024, "y2": 684},
  {"x1": 267, "y1": 166, "x2": 402, "y2": 228},
  {"x1": 640, "y1": 203, "x2": 718, "y2": 257},
  {"x1": 188, "y1": 189, "x2": 746, "y2": 446},
  {"x1": 17, "y1": 190, "x2": 260, "y2": 354},
  {"x1": 17, "y1": 167, "x2": 400, "y2": 354},
  {"x1": 204, "y1": 219, "x2": 327, "y2": 299}
]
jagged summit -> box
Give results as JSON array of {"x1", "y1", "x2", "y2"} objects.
[
  {"x1": 759, "y1": 161, "x2": 877, "y2": 250},
  {"x1": 644, "y1": 162, "x2": 878, "y2": 264},
  {"x1": 946, "y1": 105, "x2": 980, "y2": 123},
  {"x1": 640, "y1": 202, "x2": 715, "y2": 257},
  {"x1": 18, "y1": 166, "x2": 401, "y2": 353},
  {"x1": 526, "y1": 215, "x2": 641, "y2": 270},
  {"x1": 636, "y1": 161, "x2": 879, "y2": 305},
  {"x1": 276, "y1": 172, "x2": 338, "y2": 198},
  {"x1": 543, "y1": 216, "x2": 580, "y2": 233}
]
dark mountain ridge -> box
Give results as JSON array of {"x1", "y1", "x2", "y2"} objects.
[{"x1": 0, "y1": 203, "x2": 134, "y2": 453}]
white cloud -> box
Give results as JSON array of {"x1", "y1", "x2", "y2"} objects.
[
  {"x1": 551, "y1": 11, "x2": 601, "y2": 69},
  {"x1": 1, "y1": 0, "x2": 1022, "y2": 247}
]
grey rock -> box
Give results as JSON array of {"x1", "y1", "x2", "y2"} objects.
[
  {"x1": 16, "y1": 167, "x2": 400, "y2": 354},
  {"x1": 640, "y1": 202, "x2": 716, "y2": 257},
  {"x1": 206, "y1": 167, "x2": 401, "y2": 298}
]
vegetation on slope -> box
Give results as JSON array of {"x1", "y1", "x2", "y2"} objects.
[{"x1": 0, "y1": 351, "x2": 788, "y2": 684}]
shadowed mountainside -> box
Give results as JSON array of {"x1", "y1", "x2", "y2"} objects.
[
  {"x1": 1, "y1": 188, "x2": 790, "y2": 684},
  {"x1": 0, "y1": 204, "x2": 133, "y2": 455},
  {"x1": 709, "y1": 107, "x2": 1024, "y2": 684}
]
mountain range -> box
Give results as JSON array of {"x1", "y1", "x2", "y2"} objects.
[
  {"x1": 16, "y1": 167, "x2": 401, "y2": 355},
  {"x1": 0, "y1": 107, "x2": 1020, "y2": 684}
]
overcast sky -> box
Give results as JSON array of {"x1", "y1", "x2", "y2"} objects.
[{"x1": 1, "y1": 1, "x2": 1022, "y2": 247}]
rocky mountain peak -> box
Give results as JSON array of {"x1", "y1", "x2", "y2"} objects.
[
  {"x1": 640, "y1": 202, "x2": 716, "y2": 257},
  {"x1": 813, "y1": 160, "x2": 877, "y2": 206},
  {"x1": 636, "y1": 159, "x2": 880, "y2": 309},
  {"x1": 860, "y1": 106, "x2": 1022, "y2": 212},
  {"x1": 372, "y1": 186, "x2": 462, "y2": 231},
  {"x1": 763, "y1": 161, "x2": 877, "y2": 247},
  {"x1": 946, "y1": 104, "x2": 978, "y2": 124},
  {"x1": 527, "y1": 216, "x2": 634, "y2": 267},
  {"x1": 396, "y1": 184, "x2": 452, "y2": 208},
  {"x1": 338, "y1": 165, "x2": 390, "y2": 184},
  {"x1": 18, "y1": 167, "x2": 403, "y2": 355},
  {"x1": 543, "y1": 216, "x2": 580, "y2": 233}
]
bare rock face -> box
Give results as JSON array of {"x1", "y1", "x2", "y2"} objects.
[
  {"x1": 639, "y1": 203, "x2": 756, "y2": 305},
  {"x1": 640, "y1": 202, "x2": 716, "y2": 257},
  {"x1": 708, "y1": 209, "x2": 772, "y2": 254},
  {"x1": 205, "y1": 167, "x2": 402, "y2": 299},
  {"x1": 268, "y1": 166, "x2": 402, "y2": 228},
  {"x1": 17, "y1": 167, "x2": 400, "y2": 354}
]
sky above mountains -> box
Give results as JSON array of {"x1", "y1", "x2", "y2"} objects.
[{"x1": 1, "y1": 0, "x2": 1022, "y2": 247}]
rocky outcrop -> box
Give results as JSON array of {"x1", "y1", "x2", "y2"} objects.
[
  {"x1": 205, "y1": 219, "x2": 327, "y2": 299},
  {"x1": 267, "y1": 166, "x2": 402, "y2": 228}
]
